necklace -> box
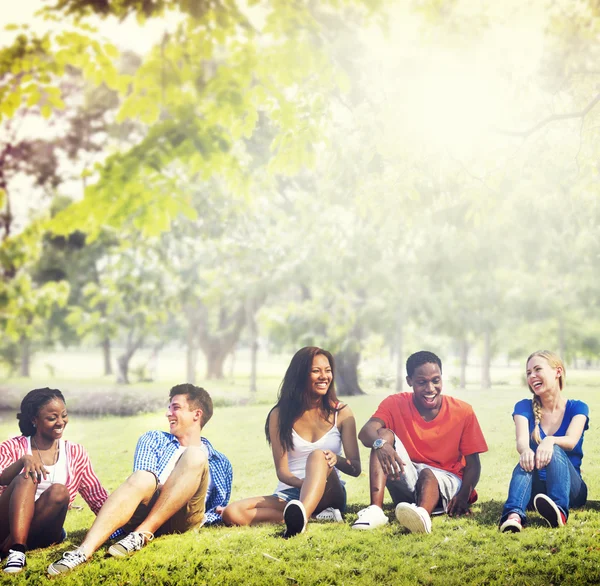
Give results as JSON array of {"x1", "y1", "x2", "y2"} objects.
[{"x1": 32, "y1": 436, "x2": 59, "y2": 483}]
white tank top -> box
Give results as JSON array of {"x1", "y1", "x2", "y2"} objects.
[
  {"x1": 26, "y1": 437, "x2": 68, "y2": 501},
  {"x1": 274, "y1": 409, "x2": 343, "y2": 493}
]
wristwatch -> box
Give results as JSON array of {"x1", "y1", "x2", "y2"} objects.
[{"x1": 373, "y1": 438, "x2": 387, "y2": 450}]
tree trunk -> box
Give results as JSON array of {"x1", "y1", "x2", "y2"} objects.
[
  {"x1": 102, "y1": 337, "x2": 112, "y2": 376},
  {"x1": 335, "y1": 350, "x2": 364, "y2": 396},
  {"x1": 459, "y1": 338, "x2": 469, "y2": 389},
  {"x1": 394, "y1": 309, "x2": 404, "y2": 392},
  {"x1": 481, "y1": 330, "x2": 491, "y2": 389},
  {"x1": 19, "y1": 336, "x2": 30, "y2": 378},
  {"x1": 186, "y1": 324, "x2": 197, "y2": 384},
  {"x1": 228, "y1": 350, "x2": 236, "y2": 379},
  {"x1": 246, "y1": 297, "x2": 258, "y2": 393},
  {"x1": 116, "y1": 334, "x2": 143, "y2": 384},
  {"x1": 197, "y1": 303, "x2": 248, "y2": 380},
  {"x1": 116, "y1": 353, "x2": 131, "y2": 384},
  {"x1": 206, "y1": 349, "x2": 228, "y2": 379}
]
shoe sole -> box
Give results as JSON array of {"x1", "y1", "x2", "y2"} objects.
[
  {"x1": 284, "y1": 502, "x2": 306, "y2": 538},
  {"x1": 534, "y1": 495, "x2": 564, "y2": 528},
  {"x1": 316, "y1": 510, "x2": 343, "y2": 523},
  {"x1": 352, "y1": 517, "x2": 388, "y2": 530},
  {"x1": 395, "y1": 504, "x2": 430, "y2": 534},
  {"x1": 3, "y1": 567, "x2": 25, "y2": 575},
  {"x1": 48, "y1": 565, "x2": 73, "y2": 576},
  {"x1": 500, "y1": 519, "x2": 522, "y2": 533},
  {"x1": 107, "y1": 545, "x2": 130, "y2": 558}
]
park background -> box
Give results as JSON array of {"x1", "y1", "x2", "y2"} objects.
[{"x1": 2, "y1": 0, "x2": 600, "y2": 583}]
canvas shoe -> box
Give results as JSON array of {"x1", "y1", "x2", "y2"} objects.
[
  {"x1": 500, "y1": 515, "x2": 522, "y2": 533},
  {"x1": 3, "y1": 550, "x2": 26, "y2": 574},
  {"x1": 108, "y1": 531, "x2": 154, "y2": 558},
  {"x1": 283, "y1": 500, "x2": 307, "y2": 538},
  {"x1": 315, "y1": 507, "x2": 343, "y2": 523},
  {"x1": 47, "y1": 549, "x2": 87, "y2": 575},
  {"x1": 534, "y1": 494, "x2": 566, "y2": 528},
  {"x1": 351, "y1": 505, "x2": 389, "y2": 530},
  {"x1": 395, "y1": 502, "x2": 432, "y2": 534}
]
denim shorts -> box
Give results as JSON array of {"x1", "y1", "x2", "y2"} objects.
[{"x1": 273, "y1": 484, "x2": 348, "y2": 512}]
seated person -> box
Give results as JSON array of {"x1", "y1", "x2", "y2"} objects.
[
  {"x1": 500, "y1": 351, "x2": 588, "y2": 532},
  {"x1": 48, "y1": 384, "x2": 232, "y2": 575},
  {"x1": 222, "y1": 347, "x2": 361, "y2": 537},
  {"x1": 352, "y1": 350, "x2": 488, "y2": 533},
  {"x1": 1, "y1": 388, "x2": 108, "y2": 574}
]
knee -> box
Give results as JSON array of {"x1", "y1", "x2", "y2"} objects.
[
  {"x1": 179, "y1": 446, "x2": 208, "y2": 470},
  {"x1": 44, "y1": 483, "x2": 70, "y2": 507},
  {"x1": 125, "y1": 470, "x2": 158, "y2": 492},
  {"x1": 221, "y1": 502, "x2": 247, "y2": 527},
  {"x1": 307, "y1": 450, "x2": 328, "y2": 467},
  {"x1": 548, "y1": 445, "x2": 568, "y2": 467},
  {"x1": 416, "y1": 468, "x2": 436, "y2": 486}
]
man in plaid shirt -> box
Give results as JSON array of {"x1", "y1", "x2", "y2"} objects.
[{"x1": 48, "y1": 384, "x2": 232, "y2": 575}]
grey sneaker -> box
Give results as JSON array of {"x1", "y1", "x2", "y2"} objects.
[
  {"x1": 108, "y1": 531, "x2": 154, "y2": 558},
  {"x1": 47, "y1": 549, "x2": 87, "y2": 575},
  {"x1": 3, "y1": 550, "x2": 26, "y2": 574}
]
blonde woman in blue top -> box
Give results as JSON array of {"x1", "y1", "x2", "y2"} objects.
[{"x1": 500, "y1": 350, "x2": 588, "y2": 532}]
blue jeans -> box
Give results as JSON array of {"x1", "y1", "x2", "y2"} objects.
[{"x1": 501, "y1": 445, "x2": 587, "y2": 524}]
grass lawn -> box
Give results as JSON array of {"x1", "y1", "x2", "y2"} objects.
[{"x1": 1, "y1": 375, "x2": 600, "y2": 584}]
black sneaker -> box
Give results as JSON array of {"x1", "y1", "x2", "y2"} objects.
[
  {"x1": 283, "y1": 500, "x2": 307, "y2": 538},
  {"x1": 534, "y1": 494, "x2": 566, "y2": 528},
  {"x1": 3, "y1": 550, "x2": 26, "y2": 574}
]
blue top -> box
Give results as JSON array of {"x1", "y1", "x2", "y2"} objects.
[{"x1": 513, "y1": 398, "x2": 589, "y2": 479}]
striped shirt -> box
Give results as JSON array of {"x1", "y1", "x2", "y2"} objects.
[
  {"x1": 0, "y1": 435, "x2": 108, "y2": 514},
  {"x1": 133, "y1": 430, "x2": 232, "y2": 525}
]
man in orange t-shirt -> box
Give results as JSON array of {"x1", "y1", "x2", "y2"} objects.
[{"x1": 352, "y1": 351, "x2": 488, "y2": 533}]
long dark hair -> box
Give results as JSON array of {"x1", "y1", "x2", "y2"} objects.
[
  {"x1": 265, "y1": 347, "x2": 338, "y2": 452},
  {"x1": 17, "y1": 388, "x2": 66, "y2": 436}
]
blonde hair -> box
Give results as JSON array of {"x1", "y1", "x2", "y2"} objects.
[{"x1": 527, "y1": 350, "x2": 566, "y2": 444}]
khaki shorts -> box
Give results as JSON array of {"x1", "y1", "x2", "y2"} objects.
[{"x1": 122, "y1": 463, "x2": 209, "y2": 536}]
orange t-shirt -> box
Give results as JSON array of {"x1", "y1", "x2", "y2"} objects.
[{"x1": 371, "y1": 392, "x2": 488, "y2": 478}]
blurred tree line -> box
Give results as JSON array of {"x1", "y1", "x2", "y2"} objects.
[{"x1": 1, "y1": 0, "x2": 600, "y2": 393}]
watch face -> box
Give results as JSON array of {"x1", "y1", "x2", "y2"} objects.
[{"x1": 373, "y1": 439, "x2": 385, "y2": 449}]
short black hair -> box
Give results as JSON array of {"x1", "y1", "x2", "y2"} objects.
[
  {"x1": 17, "y1": 388, "x2": 66, "y2": 436},
  {"x1": 406, "y1": 351, "x2": 442, "y2": 378},
  {"x1": 169, "y1": 384, "x2": 213, "y2": 428}
]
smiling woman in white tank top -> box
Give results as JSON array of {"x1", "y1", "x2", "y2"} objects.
[{"x1": 222, "y1": 347, "x2": 361, "y2": 538}]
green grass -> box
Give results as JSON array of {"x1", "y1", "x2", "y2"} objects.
[{"x1": 2, "y1": 380, "x2": 600, "y2": 584}]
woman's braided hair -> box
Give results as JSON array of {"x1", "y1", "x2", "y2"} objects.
[
  {"x1": 527, "y1": 350, "x2": 565, "y2": 445},
  {"x1": 17, "y1": 388, "x2": 65, "y2": 436}
]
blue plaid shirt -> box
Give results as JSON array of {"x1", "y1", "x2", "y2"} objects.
[{"x1": 132, "y1": 430, "x2": 232, "y2": 525}]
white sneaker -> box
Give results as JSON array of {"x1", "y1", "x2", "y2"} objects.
[
  {"x1": 351, "y1": 505, "x2": 389, "y2": 530},
  {"x1": 315, "y1": 507, "x2": 343, "y2": 523},
  {"x1": 395, "y1": 502, "x2": 432, "y2": 534}
]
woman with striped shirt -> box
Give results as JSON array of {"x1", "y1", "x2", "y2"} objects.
[{"x1": 0, "y1": 388, "x2": 108, "y2": 574}]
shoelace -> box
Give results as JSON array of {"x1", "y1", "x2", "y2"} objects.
[
  {"x1": 58, "y1": 550, "x2": 86, "y2": 569},
  {"x1": 121, "y1": 531, "x2": 154, "y2": 552},
  {"x1": 4, "y1": 550, "x2": 26, "y2": 570}
]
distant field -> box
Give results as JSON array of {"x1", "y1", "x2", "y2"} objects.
[
  {"x1": 4, "y1": 346, "x2": 599, "y2": 415},
  {"x1": 1, "y1": 364, "x2": 600, "y2": 585}
]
